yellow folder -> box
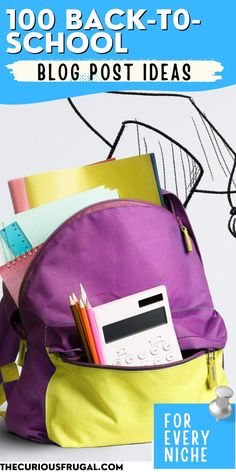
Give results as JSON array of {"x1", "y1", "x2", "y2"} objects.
[{"x1": 24, "y1": 154, "x2": 162, "y2": 208}]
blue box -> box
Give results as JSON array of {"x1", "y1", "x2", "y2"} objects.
[{"x1": 154, "y1": 404, "x2": 235, "y2": 469}]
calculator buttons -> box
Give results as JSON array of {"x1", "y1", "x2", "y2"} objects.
[
  {"x1": 149, "y1": 336, "x2": 161, "y2": 346},
  {"x1": 113, "y1": 359, "x2": 122, "y2": 366},
  {"x1": 154, "y1": 357, "x2": 162, "y2": 365},
  {"x1": 163, "y1": 343, "x2": 171, "y2": 351},
  {"x1": 138, "y1": 351, "x2": 146, "y2": 360},
  {"x1": 150, "y1": 347, "x2": 159, "y2": 356},
  {"x1": 116, "y1": 348, "x2": 127, "y2": 356},
  {"x1": 166, "y1": 354, "x2": 174, "y2": 362},
  {"x1": 125, "y1": 355, "x2": 135, "y2": 364}
]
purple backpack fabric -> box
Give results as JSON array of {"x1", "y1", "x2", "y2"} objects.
[{"x1": 0, "y1": 193, "x2": 227, "y2": 443}]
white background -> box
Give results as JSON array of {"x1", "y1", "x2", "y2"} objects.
[{"x1": 0, "y1": 87, "x2": 235, "y2": 466}]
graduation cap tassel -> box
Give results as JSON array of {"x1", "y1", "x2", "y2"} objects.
[{"x1": 228, "y1": 208, "x2": 236, "y2": 238}]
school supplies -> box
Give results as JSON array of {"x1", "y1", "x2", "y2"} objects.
[
  {"x1": 8, "y1": 159, "x2": 116, "y2": 214},
  {"x1": 8, "y1": 177, "x2": 30, "y2": 213},
  {"x1": 0, "y1": 193, "x2": 228, "y2": 447},
  {"x1": 0, "y1": 187, "x2": 119, "y2": 262},
  {"x1": 72, "y1": 294, "x2": 99, "y2": 364},
  {"x1": 69, "y1": 295, "x2": 92, "y2": 363},
  {"x1": 92, "y1": 285, "x2": 182, "y2": 367},
  {"x1": 0, "y1": 222, "x2": 32, "y2": 259},
  {"x1": 0, "y1": 245, "x2": 42, "y2": 305},
  {"x1": 8, "y1": 153, "x2": 163, "y2": 211},
  {"x1": 80, "y1": 284, "x2": 105, "y2": 364}
]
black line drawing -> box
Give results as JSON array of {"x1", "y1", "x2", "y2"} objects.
[
  {"x1": 67, "y1": 92, "x2": 236, "y2": 238},
  {"x1": 106, "y1": 118, "x2": 204, "y2": 207}
]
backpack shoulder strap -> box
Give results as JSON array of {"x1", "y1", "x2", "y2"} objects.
[{"x1": 0, "y1": 285, "x2": 20, "y2": 417}]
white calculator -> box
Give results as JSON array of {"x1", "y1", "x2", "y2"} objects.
[{"x1": 93, "y1": 285, "x2": 182, "y2": 367}]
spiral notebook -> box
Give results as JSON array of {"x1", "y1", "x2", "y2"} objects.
[{"x1": 0, "y1": 245, "x2": 43, "y2": 306}]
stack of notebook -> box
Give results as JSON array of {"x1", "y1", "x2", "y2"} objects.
[
  {"x1": 8, "y1": 153, "x2": 163, "y2": 211},
  {"x1": 0, "y1": 187, "x2": 119, "y2": 304},
  {"x1": 0, "y1": 153, "x2": 164, "y2": 305}
]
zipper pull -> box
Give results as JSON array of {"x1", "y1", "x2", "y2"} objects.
[
  {"x1": 177, "y1": 218, "x2": 193, "y2": 253},
  {"x1": 207, "y1": 350, "x2": 217, "y2": 389},
  {"x1": 18, "y1": 338, "x2": 27, "y2": 367}
]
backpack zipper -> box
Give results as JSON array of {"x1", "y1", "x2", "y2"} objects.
[
  {"x1": 207, "y1": 350, "x2": 217, "y2": 388},
  {"x1": 19, "y1": 199, "x2": 193, "y2": 305},
  {"x1": 59, "y1": 348, "x2": 205, "y2": 370},
  {"x1": 177, "y1": 217, "x2": 193, "y2": 253},
  {"x1": 59, "y1": 347, "x2": 218, "y2": 377},
  {"x1": 17, "y1": 338, "x2": 27, "y2": 367},
  {"x1": 57, "y1": 348, "x2": 220, "y2": 390}
]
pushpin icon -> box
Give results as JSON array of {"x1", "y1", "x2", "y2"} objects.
[{"x1": 209, "y1": 386, "x2": 233, "y2": 420}]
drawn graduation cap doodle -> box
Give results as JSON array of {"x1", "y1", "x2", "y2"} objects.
[{"x1": 68, "y1": 92, "x2": 236, "y2": 238}]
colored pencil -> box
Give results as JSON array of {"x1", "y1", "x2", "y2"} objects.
[
  {"x1": 80, "y1": 284, "x2": 105, "y2": 364},
  {"x1": 72, "y1": 293, "x2": 100, "y2": 364},
  {"x1": 69, "y1": 295, "x2": 92, "y2": 363}
]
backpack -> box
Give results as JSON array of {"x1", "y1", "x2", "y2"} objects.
[{"x1": 0, "y1": 192, "x2": 227, "y2": 447}]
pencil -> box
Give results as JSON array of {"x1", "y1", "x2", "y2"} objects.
[
  {"x1": 72, "y1": 293, "x2": 100, "y2": 364},
  {"x1": 80, "y1": 284, "x2": 105, "y2": 364},
  {"x1": 69, "y1": 295, "x2": 93, "y2": 363}
]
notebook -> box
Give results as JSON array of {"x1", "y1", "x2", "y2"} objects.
[
  {"x1": 0, "y1": 246, "x2": 42, "y2": 306},
  {"x1": 8, "y1": 159, "x2": 116, "y2": 214},
  {"x1": 0, "y1": 187, "x2": 119, "y2": 262},
  {"x1": 8, "y1": 153, "x2": 163, "y2": 212}
]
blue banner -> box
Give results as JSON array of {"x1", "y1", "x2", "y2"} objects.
[
  {"x1": 154, "y1": 404, "x2": 236, "y2": 469},
  {"x1": 0, "y1": 0, "x2": 235, "y2": 104}
]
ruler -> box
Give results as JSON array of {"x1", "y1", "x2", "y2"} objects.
[{"x1": 0, "y1": 222, "x2": 33, "y2": 257}]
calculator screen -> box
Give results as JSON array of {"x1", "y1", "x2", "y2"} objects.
[{"x1": 103, "y1": 307, "x2": 167, "y2": 344}]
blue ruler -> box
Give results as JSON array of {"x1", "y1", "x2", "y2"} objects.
[{"x1": 0, "y1": 222, "x2": 32, "y2": 257}]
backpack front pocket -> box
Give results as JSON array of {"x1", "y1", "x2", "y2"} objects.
[{"x1": 45, "y1": 349, "x2": 227, "y2": 448}]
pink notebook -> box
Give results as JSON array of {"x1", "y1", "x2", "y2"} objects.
[{"x1": 0, "y1": 245, "x2": 42, "y2": 305}]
